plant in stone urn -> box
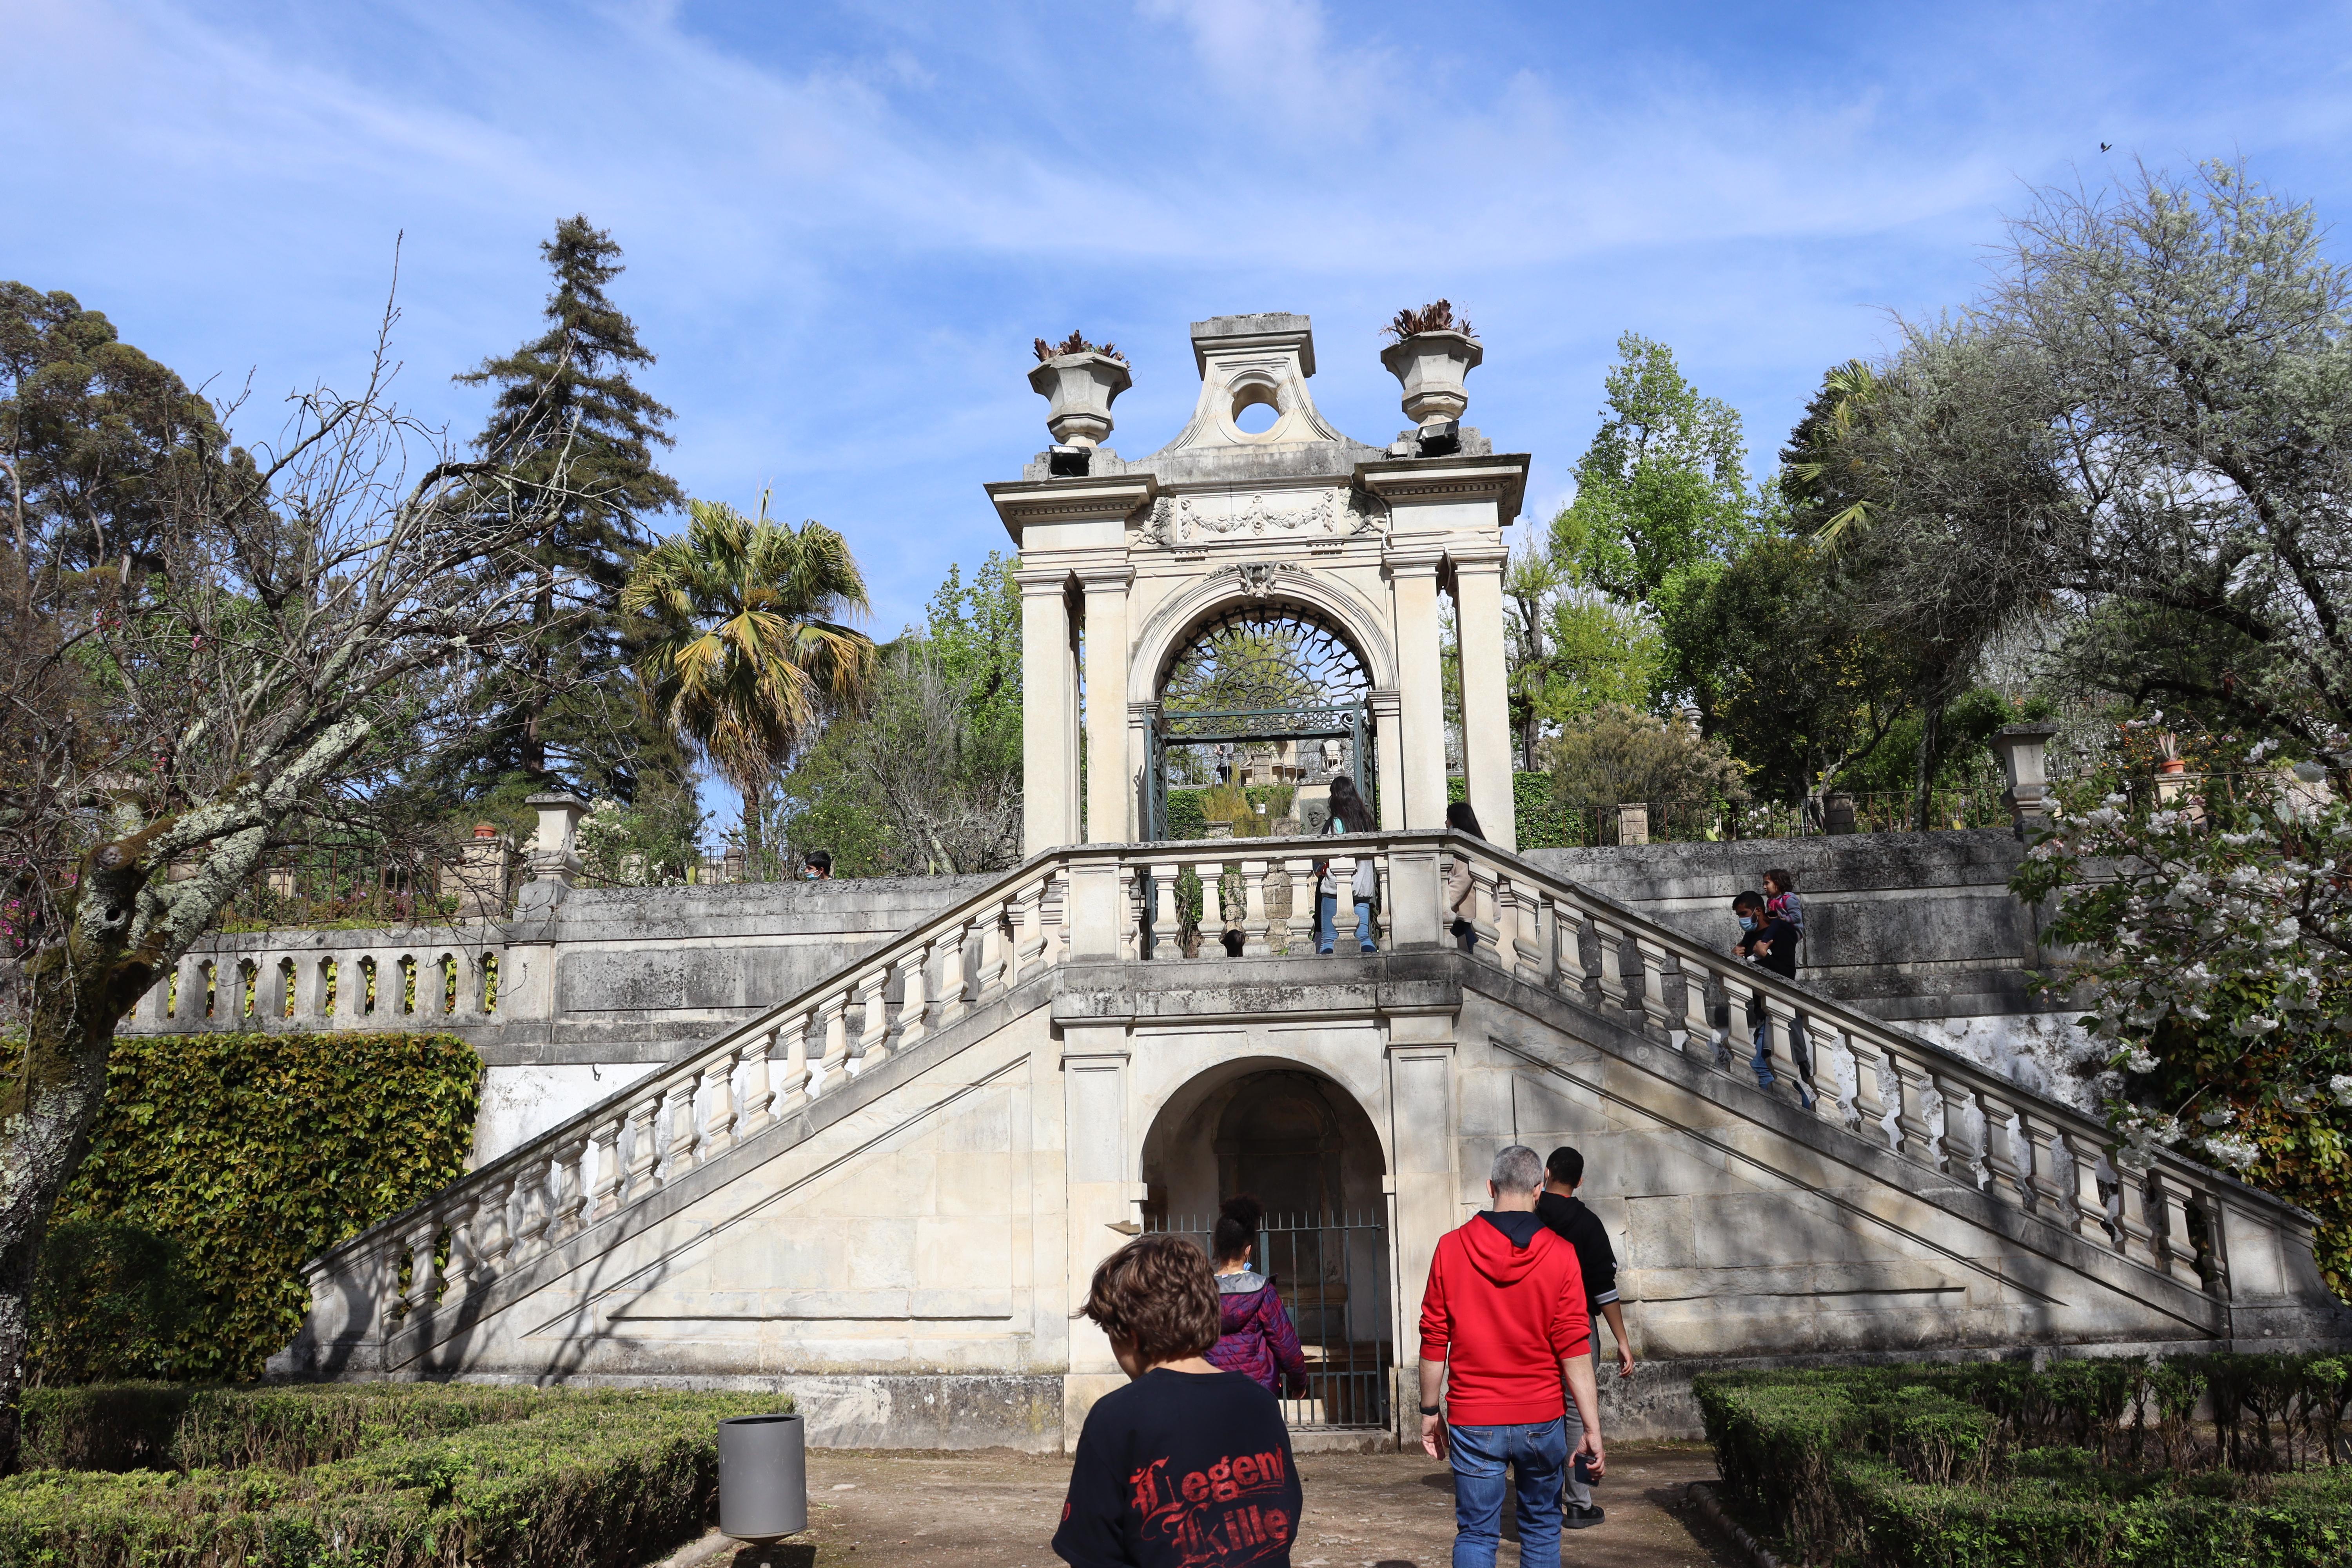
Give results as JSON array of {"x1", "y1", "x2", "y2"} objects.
[
  {"x1": 1379, "y1": 299, "x2": 1483, "y2": 428},
  {"x1": 1028, "y1": 330, "x2": 1132, "y2": 448}
]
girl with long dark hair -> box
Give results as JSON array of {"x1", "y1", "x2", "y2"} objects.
[
  {"x1": 1445, "y1": 800, "x2": 1485, "y2": 953},
  {"x1": 1202, "y1": 1195, "x2": 1308, "y2": 1397},
  {"x1": 1316, "y1": 774, "x2": 1376, "y2": 955}
]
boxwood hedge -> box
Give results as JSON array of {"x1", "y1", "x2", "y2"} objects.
[
  {"x1": 2, "y1": 1383, "x2": 790, "y2": 1568},
  {"x1": 1694, "y1": 1357, "x2": 2352, "y2": 1568}
]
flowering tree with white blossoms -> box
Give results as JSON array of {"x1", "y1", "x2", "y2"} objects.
[{"x1": 2014, "y1": 756, "x2": 2352, "y2": 1299}]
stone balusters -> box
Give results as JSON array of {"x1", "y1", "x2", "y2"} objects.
[
  {"x1": 775, "y1": 1011, "x2": 813, "y2": 1116},
  {"x1": 696, "y1": 1049, "x2": 740, "y2": 1163},
  {"x1": 895, "y1": 941, "x2": 933, "y2": 1053},
  {"x1": 1150, "y1": 861, "x2": 1182, "y2": 959},
  {"x1": 853, "y1": 967, "x2": 891, "y2": 1071},
  {"x1": 937, "y1": 919, "x2": 973, "y2": 1025},
  {"x1": 2149, "y1": 1168, "x2": 2206, "y2": 1289},
  {"x1": 815, "y1": 990, "x2": 853, "y2": 1094},
  {"x1": 551, "y1": 1133, "x2": 593, "y2": 1238},
  {"x1": 588, "y1": 1115, "x2": 626, "y2": 1218},
  {"x1": 624, "y1": 1089, "x2": 665, "y2": 1200},
  {"x1": 1241, "y1": 859, "x2": 1272, "y2": 956},
  {"x1": 663, "y1": 1074, "x2": 701, "y2": 1180}
]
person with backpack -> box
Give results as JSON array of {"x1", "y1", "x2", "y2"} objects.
[
  {"x1": 1314, "y1": 775, "x2": 1377, "y2": 955},
  {"x1": 1204, "y1": 1196, "x2": 1309, "y2": 1399}
]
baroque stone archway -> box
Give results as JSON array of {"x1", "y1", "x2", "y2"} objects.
[
  {"x1": 986, "y1": 311, "x2": 1528, "y2": 852},
  {"x1": 1142, "y1": 598, "x2": 1377, "y2": 839},
  {"x1": 1138, "y1": 1061, "x2": 1394, "y2": 1432}
]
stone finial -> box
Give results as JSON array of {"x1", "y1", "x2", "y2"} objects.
[
  {"x1": 524, "y1": 792, "x2": 589, "y2": 886},
  {"x1": 1990, "y1": 724, "x2": 2062, "y2": 837},
  {"x1": 1380, "y1": 329, "x2": 1483, "y2": 428},
  {"x1": 1027, "y1": 352, "x2": 1132, "y2": 449}
]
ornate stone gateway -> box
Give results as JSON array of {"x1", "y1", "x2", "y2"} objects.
[
  {"x1": 985, "y1": 312, "x2": 1528, "y2": 852},
  {"x1": 1143, "y1": 601, "x2": 1375, "y2": 840}
]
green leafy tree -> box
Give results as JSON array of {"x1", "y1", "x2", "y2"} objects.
[
  {"x1": 0, "y1": 283, "x2": 241, "y2": 572},
  {"x1": 1664, "y1": 536, "x2": 1923, "y2": 808},
  {"x1": 622, "y1": 497, "x2": 876, "y2": 874},
  {"x1": 436, "y1": 216, "x2": 685, "y2": 802},
  {"x1": 1548, "y1": 703, "x2": 1745, "y2": 840},
  {"x1": 1552, "y1": 332, "x2": 1759, "y2": 616},
  {"x1": 779, "y1": 555, "x2": 1029, "y2": 876}
]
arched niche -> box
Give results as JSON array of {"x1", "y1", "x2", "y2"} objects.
[{"x1": 1137, "y1": 1060, "x2": 1391, "y2": 1357}]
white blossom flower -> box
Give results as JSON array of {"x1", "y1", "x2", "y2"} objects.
[
  {"x1": 2200, "y1": 1106, "x2": 2235, "y2": 1128},
  {"x1": 2229, "y1": 1015, "x2": 2280, "y2": 1037},
  {"x1": 2123, "y1": 1047, "x2": 2160, "y2": 1074},
  {"x1": 2202, "y1": 1132, "x2": 2261, "y2": 1171},
  {"x1": 2332, "y1": 1074, "x2": 2352, "y2": 1107}
]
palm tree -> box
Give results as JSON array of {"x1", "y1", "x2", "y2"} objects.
[{"x1": 622, "y1": 497, "x2": 875, "y2": 874}]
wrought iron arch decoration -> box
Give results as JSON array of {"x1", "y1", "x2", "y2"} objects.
[
  {"x1": 1143, "y1": 600, "x2": 1376, "y2": 838},
  {"x1": 1155, "y1": 601, "x2": 1371, "y2": 733}
]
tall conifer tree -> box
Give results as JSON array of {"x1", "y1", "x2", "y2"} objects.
[{"x1": 439, "y1": 215, "x2": 685, "y2": 802}]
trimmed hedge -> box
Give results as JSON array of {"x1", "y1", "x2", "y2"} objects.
[
  {"x1": 1695, "y1": 1359, "x2": 2352, "y2": 1568},
  {"x1": 29, "y1": 1031, "x2": 481, "y2": 1384},
  {"x1": 2, "y1": 1384, "x2": 788, "y2": 1568}
]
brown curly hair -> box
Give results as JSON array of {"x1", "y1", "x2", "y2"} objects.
[{"x1": 1078, "y1": 1235, "x2": 1220, "y2": 1365}]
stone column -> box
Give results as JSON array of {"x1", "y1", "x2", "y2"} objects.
[
  {"x1": 1016, "y1": 566, "x2": 1080, "y2": 855},
  {"x1": 1061, "y1": 1019, "x2": 1137, "y2": 1446},
  {"x1": 1386, "y1": 548, "x2": 1450, "y2": 831},
  {"x1": 1078, "y1": 563, "x2": 1136, "y2": 844},
  {"x1": 1368, "y1": 688, "x2": 1405, "y2": 830},
  {"x1": 1385, "y1": 1005, "x2": 1459, "y2": 1444},
  {"x1": 1448, "y1": 544, "x2": 1516, "y2": 852}
]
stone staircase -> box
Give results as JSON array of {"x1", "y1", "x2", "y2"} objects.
[{"x1": 276, "y1": 830, "x2": 2348, "y2": 1446}]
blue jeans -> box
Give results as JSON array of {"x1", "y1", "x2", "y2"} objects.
[
  {"x1": 1316, "y1": 892, "x2": 1374, "y2": 954},
  {"x1": 1447, "y1": 1418, "x2": 1567, "y2": 1568},
  {"x1": 1749, "y1": 998, "x2": 1815, "y2": 1107}
]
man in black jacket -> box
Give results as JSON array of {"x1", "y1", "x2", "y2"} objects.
[{"x1": 1537, "y1": 1146, "x2": 1634, "y2": 1530}]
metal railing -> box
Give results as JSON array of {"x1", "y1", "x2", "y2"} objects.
[
  {"x1": 307, "y1": 830, "x2": 2265, "y2": 1348},
  {"x1": 1149, "y1": 1209, "x2": 1392, "y2": 1430}
]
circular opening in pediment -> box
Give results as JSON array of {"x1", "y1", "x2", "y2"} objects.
[{"x1": 1229, "y1": 380, "x2": 1282, "y2": 437}]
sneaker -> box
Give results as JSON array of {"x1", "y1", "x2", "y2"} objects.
[
  {"x1": 1563, "y1": 1504, "x2": 1605, "y2": 1530},
  {"x1": 1359, "y1": 944, "x2": 1377, "y2": 955}
]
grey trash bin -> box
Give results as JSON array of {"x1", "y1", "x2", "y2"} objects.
[{"x1": 718, "y1": 1413, "x2": 807, "y2": 1541}]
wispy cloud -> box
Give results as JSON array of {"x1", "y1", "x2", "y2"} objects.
[{"x1": 9, "y1": 0, "x2": 2352, "y2": 641}]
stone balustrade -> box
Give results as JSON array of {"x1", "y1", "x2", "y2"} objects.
[
  {"x1": 130, "y1": 933, "x2": 505, "y2": 1032},
  {"x1": 310, "y1": 831, "x2": 2265, "y2": 1339}
]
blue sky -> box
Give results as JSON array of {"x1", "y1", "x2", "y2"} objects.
[{"x1": 11, "y1": 2, "x2": 2352, "y2": 630}]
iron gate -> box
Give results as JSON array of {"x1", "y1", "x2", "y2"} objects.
[{"x1": 1147, "y1": 1208, "x2": 1393, "y2": 1430}]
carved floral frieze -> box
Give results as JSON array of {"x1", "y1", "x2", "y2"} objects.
[{"x1": 1142, "y1": 486, "x2": 1385, "y2": 547}]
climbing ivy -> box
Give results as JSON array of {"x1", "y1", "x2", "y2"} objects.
[{"x1": 25, "y1": 1031, "x2": 481, "y2": 1382}]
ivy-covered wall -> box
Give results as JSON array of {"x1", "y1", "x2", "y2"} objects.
[{"x1": 27, "y1": 1031, "x2": 480, "y2": 1383}]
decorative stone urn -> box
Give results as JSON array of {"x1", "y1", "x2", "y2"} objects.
[
  {"x1": 1027, "y1": 352, "x2": 1132, "y2": 448},
  {"x1": 1990, "y1": 723, "x2": 2062, "y2": 837},
  {"x1": 1379, "y1": 329, "x2": 1483, "y2": 427}
]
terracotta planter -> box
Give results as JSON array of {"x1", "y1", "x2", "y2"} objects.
[
  {"x1": 1027, "y1": 352, "x2": 1132, "y2": 448},
  {"x1": 1379, "y1": 329, "x2": 1483, "y2": 427}
]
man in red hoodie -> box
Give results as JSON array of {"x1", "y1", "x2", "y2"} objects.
[{"x1": 1417, "y1": 1144, "x2": 1605, "y2": 1568}]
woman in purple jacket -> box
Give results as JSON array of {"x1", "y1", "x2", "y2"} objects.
[{"x1": 1204, "y1": 1195, "x2": 1309, "y2": 1398}]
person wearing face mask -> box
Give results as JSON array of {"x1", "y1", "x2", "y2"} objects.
[{"x1": 1731, "y1": 890, "x2": 1808, "y2": 1105}]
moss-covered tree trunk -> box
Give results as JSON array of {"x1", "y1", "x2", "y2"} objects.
[{"x1": 0, "y1": 832, "x2": 165, "y2": 1475}]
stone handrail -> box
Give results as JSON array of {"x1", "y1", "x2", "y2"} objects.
[
  {"x1": 320, "y1": 830, "x2": 2263, "y2": 1338},
  {"x1": 127, "y1": 927, "x2": 507, "y2": 1032},
  {"x1": 1117, "y1": 830, "x2": 2261, "y2": 1299}
]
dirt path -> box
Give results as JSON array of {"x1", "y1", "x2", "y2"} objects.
[{"x1": 699, "y1": 1442, "x2": 1739, "y2": 1568}]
